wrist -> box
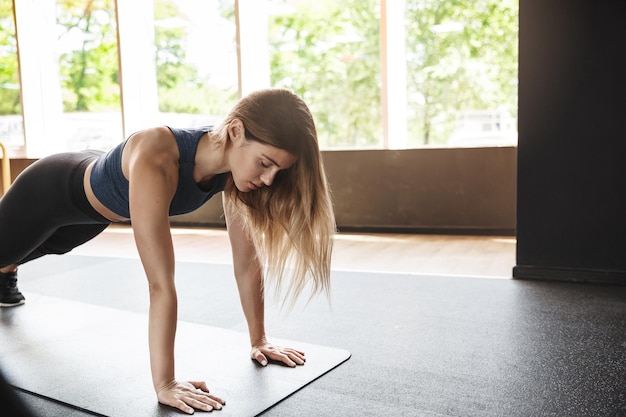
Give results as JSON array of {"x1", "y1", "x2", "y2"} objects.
[
  {"x1": 154, "y1": 378, "x2": 177, "y2": 394},
  {"x1": 250, "y1": 334, "x2": 267, "y2": 347},
  {"x1": 247, "y1": 320, "x2": 266, "y2": 346}
]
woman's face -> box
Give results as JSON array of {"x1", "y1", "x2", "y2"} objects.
[{"x1": 228, "y1": 120, "x2": 297, "y2": 192}]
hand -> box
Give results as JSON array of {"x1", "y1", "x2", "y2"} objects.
[
  {"x1": 251, "y1": 341, "x2": 306, "y2": 367},
  {"x1": 156, "y1": 380, "x2": 225, "y2": 414}
]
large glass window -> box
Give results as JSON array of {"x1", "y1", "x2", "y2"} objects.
[
  {"x1": 7, "y1": 0, "x2": 517, "y2": 156},
  {"x1": 404, "y1": 0, "x2": 518, "y2": 148},
  {"x1": 56, "y1": 0, "x2": 123, "y2": 152},
  {"x1": 0, "y1": 0, "x2": 24, "y2": 154},
  {"x1": 267, "y1": 0, "x2": 517, "y2": 149},
  {"x1": 268, "y1": 0, "x2": 382, "y2": 149},
  {"x1": 153, "y1": 0, "x2": 238, "y2": 128}
]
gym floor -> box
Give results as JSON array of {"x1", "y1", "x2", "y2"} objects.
[
  {"x1": 72, "y1": 225, "x2": 518, "y2": 278},
  {"x1": 4, "y1": 227, "x2": 625, "y2": 416}
]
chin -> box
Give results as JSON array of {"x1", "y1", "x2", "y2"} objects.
[{"x1": 234, "y1": 181, "x2": 252, "y2": 193}]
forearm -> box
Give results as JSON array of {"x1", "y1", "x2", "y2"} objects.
[
  {"x1": 136, "y1": 236, "x2": 178, "y2": 392},
  {"x1": 224, "y1": 197, "x2": 267, "y2": 346},
  {"x1": 235, "y1": 260, "x2": 307, "y2": 369},
  {"x1": 148, "y1": 287, "x2": 178, "y2": 391},
  {"x1": 235, "y1": 259, "x2": 266, "y2": 346}
]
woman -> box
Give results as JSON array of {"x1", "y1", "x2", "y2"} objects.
[{"x1": 0, "y1": 88, "x2": 335, "y2": 414}]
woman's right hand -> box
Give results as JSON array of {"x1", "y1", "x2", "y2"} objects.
[{"x1": 156, "y1": 379, "x2": 226, "y2": 414}]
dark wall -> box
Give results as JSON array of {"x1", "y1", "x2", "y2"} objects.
[
  {"x1": 170, "y1": 147, "x2": 517, "y2": 234},
  {"x1": 322, "y1": 147, "x2": 516, "y2": 234},
  {"x1": 2, "y1": 146, "x2": 517, "y2": 234},
  {"x1": 514, "y1": 0, "x2": 626, "y2": 284}
]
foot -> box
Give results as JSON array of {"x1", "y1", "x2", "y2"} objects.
[{"x1": 0, "y1": 270, "x2": 25, "y2": 307}]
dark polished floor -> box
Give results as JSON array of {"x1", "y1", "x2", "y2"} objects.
[{"x1": 1, "y1": 229, "x2": 625, "y2": 417}]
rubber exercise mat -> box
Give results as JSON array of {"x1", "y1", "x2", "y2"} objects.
[{"x1": 0, "y1": 294, "x2": 350, "y2": 417}]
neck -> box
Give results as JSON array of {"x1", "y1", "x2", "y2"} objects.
[{"x1": 194, "y1": 132, "x2": 229, "y2": 183}]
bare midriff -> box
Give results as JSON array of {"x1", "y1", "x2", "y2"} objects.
[{"x1": 83, "y1": 160, "x2": 129, "y2": 223}]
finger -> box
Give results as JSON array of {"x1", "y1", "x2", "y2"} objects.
[
  {"x1": 188, "y1": 392, "x2": 226, "y2": 410},
  {"x1": 287, "y1": 348, "x2": 306, "y2": 357},
  {"x1": 283, "y1": 355, "x2": 297, "y2": 367},
  {"x1": 184, "y1": 382, "x2": 226, "y2": 407},
  {"x1": 288, "y1": 351, "x2": 306, "y2": 365},
  {"x1": 190, "y1": 386, "x2": 226, "y2": 406},
  {"x1": 189, "y1": 390, "x2": 224, "y2": 403},
  {"x1": 214, "y1": 393, "x2": 226, "y2": 404},
  {"x1": 204, "y1": 393, "x2": 226, "y2": 406},
  {"x1": 184, "y1": 396, "x2": 217, "y2": 412},
  {"x1": 252, "y1": 350, "x2": 269, "y2": 366},
  {"x1": 189, "y1": 380, "x2": 210, "y2": 393},
  {"x1": 173, "y1": 399, "x2": 195, "y2": 415},
  {"x1": 285, "y1": 348, "x2": 306, "y2": 361},
  {"x1": 267, "y1": 351, "x2": 297, "y2": 367}
]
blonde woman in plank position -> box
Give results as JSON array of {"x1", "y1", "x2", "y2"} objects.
[{"x1": 0, "y1": 89, "x2": 335, "y2": 414}]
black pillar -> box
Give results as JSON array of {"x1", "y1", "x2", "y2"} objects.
[{"x1": 514, "y1": 0, "x2": 626, "y2": 284}]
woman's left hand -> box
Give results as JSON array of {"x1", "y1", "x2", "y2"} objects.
[{"x1": 251, "y1": 342, "x2": 306, "y2": 367}]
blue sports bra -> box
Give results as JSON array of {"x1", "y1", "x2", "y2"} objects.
[{"x1": 90, "y1": 126, "x2": 227, "y2": 218}]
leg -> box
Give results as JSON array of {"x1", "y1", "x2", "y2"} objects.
[
  {"x1": 0, "y1": 158, "x2": 68, "y2": 306},
  {"x1": 0, "y1": 151, "x2": 108, "y2": 268},
  {"x1": 0, "y1": 222, "x2": 108, "y2": 307},
  {"x1": 16, "y1": 223, "x2": 110, "y2": 265},
  {"x1": 0, "y1": 151, "x2": 109, "y2": 306}
]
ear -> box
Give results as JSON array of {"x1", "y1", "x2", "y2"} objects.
[{"x1": 228, "y1": 119, "x2": 245, "y2": 143}]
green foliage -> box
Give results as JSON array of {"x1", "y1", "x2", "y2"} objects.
[
  {"x1": 54, "y1": 0, "x2": 236, "y2": 116},
  {"x1": 3, "y1": 0, "x2": 517, "y2": 148},
  {"x1": 269, "y1": 0, "x2": 518, "y2": 147},
  {"x1": 0, "y1": 0, "x2": 21, "y2": 115},
  {"x1": 154, "y1": 0, "x2": 190, "y2": 92},
  {"x1": 57, "y1": 0, "x2": 120, "y2": 112},
  {"x1": 154, "y1": 0, "x2": 236, "y2": 116},
  {"x1": 269, "y1": 0, "x2": 381, "y2": 148},
  {"x1": 405, "y1": 0, "x2": 518, "y2": 145}
]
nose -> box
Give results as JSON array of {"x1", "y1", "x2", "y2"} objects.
[{"x1": 260, "y1": 170, "x2": 277, "y2": 187}]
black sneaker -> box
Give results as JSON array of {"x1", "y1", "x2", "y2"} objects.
[{"x1": 0, "y1": 270, "x2": 25, "y2": 307}]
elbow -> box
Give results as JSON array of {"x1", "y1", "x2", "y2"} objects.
[
  {"x1": 148, "y1": 281, "x2": 177, "y2": 301},
  {"x1": 233, "y1": 261, "x2": 263, "y2": 282}
]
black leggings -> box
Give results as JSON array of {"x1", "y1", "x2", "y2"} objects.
[{"x1": 0, "y1": 151, "x2": 111, "y2": 269}]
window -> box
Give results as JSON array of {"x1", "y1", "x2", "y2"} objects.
[
  {"x1": 56, "y1": 0, "x2": 123, "y2": 152},
  {"x1": 153, "y1": 0, "x2": 238, "y2": 129},
  {"x1": 0, "y1": 0, "x2": 23, "y2": 154},
  {"x1": 3, "y1": 0, "x2": 517, "y2": 157},
  {"x1": 268, "y1": 0, "x2": 383, "y2": 149},
  {"x1": 404, "y1": 0, "x2": 518, "y2": 148}
]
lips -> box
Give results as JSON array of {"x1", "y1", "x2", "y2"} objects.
[{"x1": 249, "y1": 182, "x2": 260, "y2": 191}]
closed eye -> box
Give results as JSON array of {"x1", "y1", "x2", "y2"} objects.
[{"x1": 260, "y1": 153, "x2": 281, "y2": 169}]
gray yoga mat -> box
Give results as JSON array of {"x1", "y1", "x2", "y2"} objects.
[{"x1": 0, "y1": 294, "x2": 350, "y2": 417}]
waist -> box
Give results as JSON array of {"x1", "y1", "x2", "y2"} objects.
[{"x1": 84, "y1": 160, "x2": 129, "y2": 222}]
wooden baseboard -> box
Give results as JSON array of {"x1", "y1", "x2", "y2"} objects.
[
  {"x1": 513, "y1": 265, "x2": 626, "y2": 286},
  {"x1": 336, "y1": 225, "x2": 516, "y2": 236}
]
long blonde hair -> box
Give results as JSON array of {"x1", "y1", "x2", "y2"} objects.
[{"x1": 214, "y1": 89, "x2": 335, "y2": 308}]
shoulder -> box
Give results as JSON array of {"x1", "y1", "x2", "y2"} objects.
[
  {"x1": 122, "y1": 127, "x2": 180, "y2": 173},
  {"x1": 125, "y1": 127, "x2": 178, "y2": 160},
  {"x1": 127, "y1": 126, "x2": 175, "y2": 147}
]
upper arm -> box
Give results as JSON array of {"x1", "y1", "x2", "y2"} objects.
[
  {"x1": 125, "y1": 127, "x2": 179, "y2": 222},
  {"x1": 124, "y1": 128, "x2": 180, "y2": 287}
]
